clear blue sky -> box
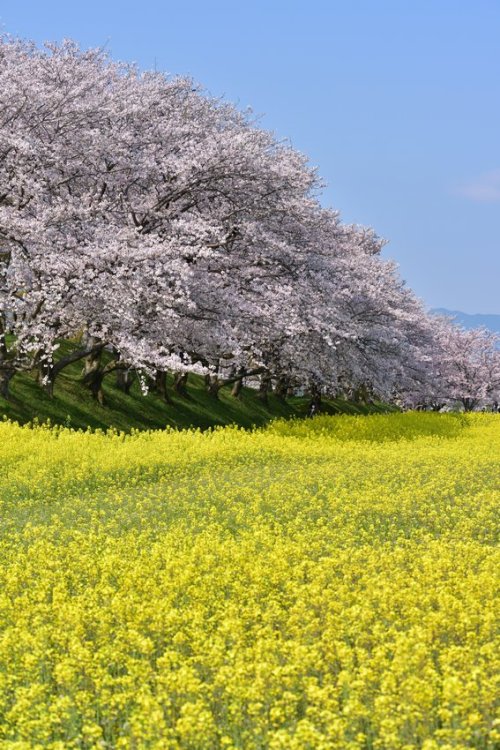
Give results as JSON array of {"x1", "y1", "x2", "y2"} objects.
[{"x1": 2, "y1": 0, "x2": 499, "y2": 313}]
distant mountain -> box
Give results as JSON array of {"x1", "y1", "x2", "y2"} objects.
[{"x1": 431, "y1": 309, "x2": 500, "y2": 335}]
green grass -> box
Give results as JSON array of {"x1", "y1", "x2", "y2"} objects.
[{"x1": 0, "y1": 341, "x2": 396, "y2": 431}]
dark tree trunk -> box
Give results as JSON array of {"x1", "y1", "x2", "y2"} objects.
[
  {"x1": 352, "y1": 386, "x2": 363, "y2": 404},
  {"x1": 221, "y1": 366, "x2": 265, "y2": 398},
  {"x1": 206, "y1": 374, "x2": 221, "y2": 399},
  {"x1": 230, "y1": 367, "x2": 245, "y2": 398},
  {"x1": 231, "y1": 377, "x2": 244, "y2": 399},
  {"x1": 84, "y1": 353, "x2": 129, "y2": 406},
  {"x1": 462, "y1": 398, "x2": 476, "y2": 412},
  {"x1": 274, "y1": 375, "x2": 289, "y2": 401},
  {"x1": 82, "y1": 348, "x2": 116, "y2": 406},
  {"x1": 173, "y1": 371, "x2": 189, "y2": 397},
  {"x1": 116, "y1": 368, "x2": 134, "y2": 395},
  {"x1": 179, "y1": 365, "x2": 266, "y2": 401},
  {"x1": 0, "y1": 368, "x2": 14, "y2": 400},
  {"x1": 84, "y1": 368, "x2": 106, "y2": 405},
  {"x1": 82, "y1": 347, "x2": 103, "y2": 379},
  {"x1": 353, "y1": 383, "x2": 372, "y2": 405},
  {"x1": 0, "y1": 312, "x2": 13, "y2": 399},
  {"x1": 81, "y1": 338, "x2": 106, "y2": 403},
  {"x1": 154, "y1": 370, "x2": 173, "y2": 404},
  {"x1": 257, "y1": 372, "x2": 272, "y2": 404},
  {"x1": 35, "y1": 344, "x2": 105, "y2": 399}
]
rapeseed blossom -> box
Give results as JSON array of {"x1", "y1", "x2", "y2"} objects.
[{"x1": 0, "y1": 413, "x2": 498, "y2": 749}]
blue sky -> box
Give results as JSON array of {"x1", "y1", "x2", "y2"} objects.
[{"x1": 1, "y1": 1, "x2": 499, "y2": 313}]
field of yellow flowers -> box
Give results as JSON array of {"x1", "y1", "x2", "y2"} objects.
[{"x1": 0, "y1": 413, "x2": 498, "y2": 749}]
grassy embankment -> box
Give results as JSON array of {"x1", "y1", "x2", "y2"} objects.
[{"x1": 0, "y1": 340, "x2": 394, "y2": 431}]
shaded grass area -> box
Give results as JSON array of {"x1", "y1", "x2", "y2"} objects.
[{"x1": 0, "y1": 341, "x2": 395, "y2": 431}]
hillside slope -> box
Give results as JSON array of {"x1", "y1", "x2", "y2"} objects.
[{"x1": 0, "y1": 344, "x2": 393, "y2": 431}]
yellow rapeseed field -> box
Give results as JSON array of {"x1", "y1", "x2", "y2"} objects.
[{"x1": 0, "y1": 413, "x2": 498, "y2": 750}]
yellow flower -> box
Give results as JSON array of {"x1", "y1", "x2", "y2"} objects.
[{"x1": 0, "y1": 413, "x2": 497, "y2": 748}]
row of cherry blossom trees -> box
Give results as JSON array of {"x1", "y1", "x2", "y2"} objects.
[{"x1": 0, "y1": 37, "x2": 499, "y2": 409}]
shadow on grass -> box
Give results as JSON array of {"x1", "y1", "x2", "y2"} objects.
[{"x1": 1, "y1": 342, "x2": 395, "y2": 432}]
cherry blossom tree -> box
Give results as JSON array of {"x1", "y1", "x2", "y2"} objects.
[
  {"x1": 427, "y1": 317, "x2": 499, "y2": 410},
  {"x1": 1, "y1": 35, "x2": 495, "y2": 412},
  {"x1": 0, "y1": 37, "x2": 321, "y2": 400}
]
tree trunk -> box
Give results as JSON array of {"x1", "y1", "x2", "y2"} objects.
[
  {"x1": 116, "y1": 368, "x2": 134, "y2": 395},
  {"x1": 35, "y1": 343, "x2": 106, "y2": 399},
  {"x1": 221, "y1": 366, "x2": 265, "y2": 398},
  {"x1": 462, "y1": 398, "x2": 476, "y2": 412},
  {"x1": 308, "y1": 382, "x2": 322, "y2": 414},
  {"x1": 230, "y1": 367, "x2": 245, "y2": 398},
  {"x1": 0, "y1": 313, "x2": 13, "y2": 399},
  {"x1": 231, "y1": 377, "x2": 244, "y2": 398},
  {"x1": 173, "y1": 371, "x2": 189, "y2": 397},
  {"x1": 81, "y1": 338, "x2": 105, "y2": 403},
  {"x1": 81, "y1": 348, "x2": 115, "y2": 406},
  {"x1": 82, "y1": 347, "x2": 102, "y2": 378},
  {"x1": 154, "y1": 370, "x2": 173, "y2": 404},
  {"x1": 83, "y1": 368, "x2": 105, "y2": 405},
  {"x1": 84, "y1": 355, "x2": 124, "y2": 406},
  {"x1": 274, "y1": 375, "x2": 289, "y2": 401},
  {"x1": 257, "y1": 372, "x2": 272, "y2": 404},
  {"x1": 206, "y1": 374, "x2": 221, "y2": 399},
  {"x1": 353, "y1": 383, "x2": 372, "y2": 405},
  {"x1": 0, "y1": 368, "x2": 13, "y2": 400}
]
